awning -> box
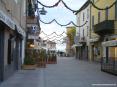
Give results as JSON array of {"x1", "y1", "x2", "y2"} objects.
[
  {"x1": 89, "y1": 38, "x2": 99, "y2": 42},
  {"x1": 72, "y1": 43, "x2": 82, "y2": 48},
  {"x1": 102, "y1": 40, "x2": 117, "y2": 47},
  {"x1": 15, "y1": 25, "x2": 26, "y2": 37},
  {"x1": 0, "y1": 10, "x2": 15, "y2": 30}
]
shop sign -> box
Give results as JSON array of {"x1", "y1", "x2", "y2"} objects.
[{"x1": 0, "y1": 10, "x2": 15, "y2": 30}]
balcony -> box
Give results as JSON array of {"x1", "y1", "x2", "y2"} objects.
[
  {"x1": 94, "y1": 20, "x2": 115, "y2": 35},
  {"x1": 27, "y1": 17, "x2": 38, "y2": 24}
]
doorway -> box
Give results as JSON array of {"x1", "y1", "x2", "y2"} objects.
[{"x1": 0, "y1": 28, "x2": 4, "y2": 82}]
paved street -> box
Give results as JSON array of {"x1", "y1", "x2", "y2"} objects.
[{"x1": 0, "y1": 57, "x2": 117, "y2": 87}]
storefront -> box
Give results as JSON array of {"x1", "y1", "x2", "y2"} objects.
[
  {"x1": 0, "y1": 10, "x2": 15, "y2": 81},
  {"x1": 0, "y1": 10, "x2": 25, "y2": 81},
  {"x1": 102, "y1": 40, "x2": 117, "y2": 75},
  {"x1": 15, "y1": 25, "x2": 25, "y2": 70},
  {"x1": 72, "y1": 43, "x2": 82, "y2": 59}
]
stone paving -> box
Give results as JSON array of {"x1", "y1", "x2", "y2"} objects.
[{"x1": 0, "y1": 57, "x2": 117, "y2": 87}]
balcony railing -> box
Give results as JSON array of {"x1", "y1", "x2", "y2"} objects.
[
  {"x1": 101, "y1": 57, "x2": 117, "y2": 75},
  {"x1": 27, "y1": 16, "x2": 38, "y2": 24},
  {"x1": 94, "y1": 20, "x2": 115, "y2": 35}
]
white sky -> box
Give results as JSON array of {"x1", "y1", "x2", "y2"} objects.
[{"x1": 38, "y1": 0, "x2": 87, "y2": 51}]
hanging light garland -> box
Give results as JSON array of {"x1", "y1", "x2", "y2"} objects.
[
  {"x1": 40, "y1": 31, "x2": 66, "y2": 42},
  {"x1": 37, "y1": 0, "x2": 117, "y2": 13},
  {"x1": 40, "y1": 31, "x2": 66, "y2": 37},
  {"x1": 37, "y1": 0, "x2": 77, "y2": 13},
  {"x1": 42, "y1": 33, "x2": 66, "y2": 41},
  {"x1": 45, "y1": 37, "x2": 65, "y2": 43},
  {"x1": 90, "y1": 0, "x2": 117, "y2": 10},
  {"x1": 37, "y1": 0, "x2": 61, "y2": 8},
  {"x1": 40, "y1": 18, "x2": 88, "y2": 27}
]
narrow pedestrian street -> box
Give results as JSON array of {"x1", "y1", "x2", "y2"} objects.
[{"x1": 0, "y1": 57, "x2": 117, "y2": 87}]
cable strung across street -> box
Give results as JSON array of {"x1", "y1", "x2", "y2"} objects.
[
  {"x1": 90, "y1": 0, "x2": 117, "y2": 10},
  {"x1": 40, "y1": 31, "x2": 66, "y2": 37},
  {"x1": 39, "y1": 18, "x2": 88, "y2": 27},
  {"x1": 37, "y1": 0, "x2": 117, "y2": 13}
]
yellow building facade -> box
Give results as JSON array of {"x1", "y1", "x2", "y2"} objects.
[
  {"x1": 89, "y1": 0, "x2": 117, "y2": 61},
  {"x1": 90, "y1": 0, "x2": 117, "y2": 74}
]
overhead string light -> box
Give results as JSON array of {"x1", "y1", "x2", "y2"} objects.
[
  {"x1": 42, "y1": 34, "x2": 65, "y2": 40},
  {"x1": 40, "y1": 31, "x2": 66, "y2": 37},
  {"x1": 41, "y1": 33, "x2": 66, "y2": 40},
  {"x1": 37, "y1": 0, "x2": 77, "y2": 13},
  {"x1": 37, "y1": 0, "x2": 117, "y2": 13},
  {"x1": 38, "y1": 0, "x2": 116, "y2": 27},
  {"x1": 90, "y1": 0, "x2": 117, "y2": 10},
  {"x1": 45, "y1": 37, "x2": 65, "y2": 43},
  {"x1": 39, "y1": 18, "x2": 88, "y2": 27}
]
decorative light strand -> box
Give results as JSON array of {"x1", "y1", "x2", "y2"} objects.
[
  {"x1": 90, "y1": 0, "x2": 117, "y2": 10},
  {"x1": 37, "y1": 0, "x2": 117, "y2": 14},
  {"x1": 40, "y1": 18, "x2": 88, "y2": 27},
  {"x1": 37, "y1": 0, "x2": 77, "y2": 13},
  {"x1": 40, "y1": 31, "x2": 66, "y2": 37},
  {"x1": 37, "y1": 0, "x2": 61, "y2": 8}
]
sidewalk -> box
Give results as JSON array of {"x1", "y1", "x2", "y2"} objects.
[
  {"x1": 0, "y1": 57, "x2": 117, "y2": 87},
  {"x1": 0, "y1": 69, "x2": 41, "y2": 87}
]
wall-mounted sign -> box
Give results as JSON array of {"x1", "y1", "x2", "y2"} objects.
[{"x1": 0, "y1": 10, "x2": 15, "y2": 30}]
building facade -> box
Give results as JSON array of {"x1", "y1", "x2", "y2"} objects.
[
  {"x1": 26, "y1": 0, "x2": 41, "y2": 50},
  {"x1": 75, "y1": 0, "x2": 90, "y2": 60},
  {"x1": 0, "y1": 0, "x2": 26, "y2": 82},
  {"x1": 90, "y1": 0, "x2": 117, "y2": 74}
]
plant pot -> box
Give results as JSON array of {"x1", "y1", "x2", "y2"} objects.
[{"x1": 22, "y1": 64, "x2": 36, "y2": 70}]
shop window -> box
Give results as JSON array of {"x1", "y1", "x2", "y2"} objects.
[{"x1": 7, "y1": 36, "x2": 15, "y2": 64}]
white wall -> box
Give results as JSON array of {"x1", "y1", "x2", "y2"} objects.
[{"x1": 76, "y1": 5, "x2": 90, "y2": 44}]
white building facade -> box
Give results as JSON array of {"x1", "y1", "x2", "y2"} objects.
[{"x1": 75, "y1": 1, "x2": 90, "y2": 60}]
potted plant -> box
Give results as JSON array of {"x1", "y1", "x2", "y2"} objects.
[
  {"x1": 37, "y1": 49, "x2": 46, "y2": 68},
  {"x1": 22, "y1": 49, "x2": 36, "y2": 70}
]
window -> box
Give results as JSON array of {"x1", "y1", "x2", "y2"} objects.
[
  {"x1": 115, "y1": 1, "x2": 117, "y2": 20},
  {"x1": 83, "y1": 29, "x2": 84, "y2": 37},
  {"x1": 83, "y1": 12, "x2": 85, "y2": 21},
  {"x1": 98, "y1": 12, "x2": 100, "y2": 23},
  {"x1": 7, "y1": 38, "x2": 12, "y2": 64},
  {"x1": 105, "y1": 7, "x2": 109, "y2": 20},
  {"x1": 92, "y1": 16, "x2": 94, "y2": 31},
  {"x1": 87, "y1": 26, "x2": 89, "y2": 36},
  {"x1": 7, "y1": 36, "x2": 16, "y2": 65},
  {"x1": 87, "y1": 9, "x2": 89, "y2": 19}
]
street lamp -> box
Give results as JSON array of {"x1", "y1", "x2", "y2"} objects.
[
  {"x1": 39, "y1": 7, "x2": 47, "y2": 15},
  {"x1": 34, "y1": 6, "x2": 47, "y2": 50}
]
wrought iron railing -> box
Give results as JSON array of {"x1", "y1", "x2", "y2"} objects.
[{"x1": 101, "y1": 57, "x2": 117, "y2": 75}]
